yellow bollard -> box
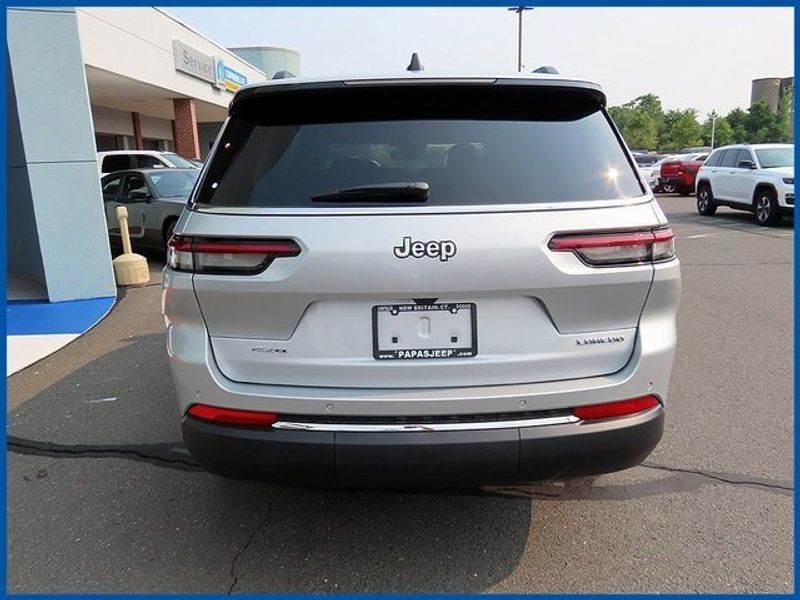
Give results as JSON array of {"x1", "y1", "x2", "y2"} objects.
[{"x1": 112, "y1": 206, "x2": 150, "y2": 286}]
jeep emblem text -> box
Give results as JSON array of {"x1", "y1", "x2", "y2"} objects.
[{"x1": 393, "y1": 237, "x2": 457, "y2": 262}]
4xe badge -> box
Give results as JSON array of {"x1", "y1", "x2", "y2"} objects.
[{"x1": 393, "y1": 236, "x2": 457, "y2": 262}]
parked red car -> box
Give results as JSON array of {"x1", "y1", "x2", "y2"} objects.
[{"x1": 659, "y1": 152, "x2": 708, "y2": 195}]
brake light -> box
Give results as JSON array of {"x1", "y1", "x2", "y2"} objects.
[
  {"x1": 187, "y1": 404, "x2": 278, "y2": 427},
  {"x1": 573, "y1": 395, "x2": 660, "y2": 420},
  {"x1": 548, "y1": 227, "x2": 674, "y2": 266},
  {"x1": 167, "y1": 236, "x2": 301, "y2": 274}
]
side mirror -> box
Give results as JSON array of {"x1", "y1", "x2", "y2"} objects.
[
  {"x1": 738, "y1": 160, "x2": 756, "y2": 170},
  {"x1": 129, "y1": 189, "x2": 152, "y2": 202}
]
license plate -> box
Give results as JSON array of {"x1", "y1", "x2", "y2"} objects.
[{"x1": 372, "y1": 303, "x2": 477, "y2": 360}]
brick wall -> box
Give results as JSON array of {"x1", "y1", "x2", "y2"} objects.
[{"x1": 172, "y1": 98, "x2": 200, "y2": 160}]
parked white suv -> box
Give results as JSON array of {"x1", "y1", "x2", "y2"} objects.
[
  {"x1": 695, "y1": 144, "x2": 794, "y2": 226},
  {"x1": 97, "y1": 150, "x2": 199, "y2": 177}
]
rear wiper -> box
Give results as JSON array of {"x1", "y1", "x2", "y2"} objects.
[{"x1": 310, "y1": 182, "x2": 429, "y2": 203}]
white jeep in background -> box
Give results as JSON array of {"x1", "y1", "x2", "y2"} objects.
[{"x1": 695, "y1": 143, "x2": 794, "y2": 226}]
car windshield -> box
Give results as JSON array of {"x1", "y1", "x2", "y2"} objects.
[
  {"x1": 162, "y1": 152, "x2": 199, "y2": 169},
  {"x1": 149, "y1": 170, "x2": 199, "y2": 197},
  {"x1": 755, "y1": 147, "x2": 794, "y2": 169}
]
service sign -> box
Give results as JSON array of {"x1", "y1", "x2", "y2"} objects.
[{"x1": 173, "y1": 40, "x2": 215, "y2": 84}]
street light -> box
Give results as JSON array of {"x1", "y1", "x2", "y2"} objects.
[
  {"x1": 708, "y1": 111, "x2": 718, "y2": 149},
  {"x1": 508, "y1": 6, "x2": 533, "y2": 73}
]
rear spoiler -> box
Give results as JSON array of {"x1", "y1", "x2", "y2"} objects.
[{"x1": 230, "y1": 78, "x2": 607, "y2": 124}]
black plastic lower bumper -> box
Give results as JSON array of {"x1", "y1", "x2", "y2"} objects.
[{"x1": 182, "y1": 407, "x2": 664, "y2": 489}]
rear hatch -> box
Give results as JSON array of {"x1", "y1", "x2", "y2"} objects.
[{"x1": 179, "y1": 79, "x2": 662, "y2": 389}]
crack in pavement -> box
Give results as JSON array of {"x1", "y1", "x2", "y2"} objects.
[
  {"x1": 7, "y1": 437, "x2": 793, "y2": 498},
  {"x1": 7, "y1": 436, "x2": 203, "y2": 472},
  {"x1": 641, "y1": 462, "x2": 794, "y2": 492},
  {"x1": 227, "y1": 490, "x2": 283, "y2": 594}
]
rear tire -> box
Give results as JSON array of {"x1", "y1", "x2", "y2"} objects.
[
  {"x1": 696, "y1": 184, "x2": 717, "y2": 216},
  {"x1": 662, "y1": 182, "x2": 677, "y2": 194},
  {"x1": 754, "y1": 189, "x2": 781, "y2": 227}
]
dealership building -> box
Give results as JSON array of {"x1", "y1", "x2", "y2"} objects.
[{"x1": 7, "y1": 7, "x2": 299, "y2": 372}]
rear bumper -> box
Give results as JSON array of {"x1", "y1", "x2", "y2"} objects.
[
  {"x1": 662, "y1": 176, "x2": 693, "y2": 189},
  {"x1": 182, "y1": 406, "x2": 664, "y2": 488}
]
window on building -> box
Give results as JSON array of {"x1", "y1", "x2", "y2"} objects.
[{"x1": 95, "y1": 133, "x2": 121, "y2": 151}]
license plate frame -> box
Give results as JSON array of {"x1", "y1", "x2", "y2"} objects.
[{"x1": 372, "y1": 302, "x2": 478, "y2": 360}]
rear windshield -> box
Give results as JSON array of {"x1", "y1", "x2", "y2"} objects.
[{"x1": 197, "y1": 88, "x2": 644, "y2": 208}]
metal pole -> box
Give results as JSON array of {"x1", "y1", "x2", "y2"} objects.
[
  {"x1": 710, "y1": 112, "x2": 717, "y2": 149},
  {"x1": 517, "y1": 10, "x2": 523, "y2": 72},
  {"x1": 508, "y1": 7, "x2": 532, "y2": 73}
]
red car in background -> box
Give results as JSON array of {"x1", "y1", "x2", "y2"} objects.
[{"x1": 659, "y1": 152, "x2": 709, "y2": 195}]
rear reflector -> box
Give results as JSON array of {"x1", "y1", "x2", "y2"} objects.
[
  {"x1": 187, "y1": 404, "x2": 278, "y2": 427},
  {"x1": 573, "y1": 395, "x2": 660, "y2": 420},
  {"x1": 167, "y1": 236, "x2": 300, "y2": 274},
  {"x1": 549, "y1": 227, "x2": 674, "y2": 266}
]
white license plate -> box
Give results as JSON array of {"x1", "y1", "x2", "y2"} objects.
[{"x1": 372, "y1": 303, "x2": 477, "y2": 360}]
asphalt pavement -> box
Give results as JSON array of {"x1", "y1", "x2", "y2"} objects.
[{"x1": 6, "y1": 196, "x2": 794, "y2": 593}]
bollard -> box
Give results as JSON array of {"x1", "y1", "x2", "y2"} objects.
[{"x1": 112, "y1": 206, "x2": 150, "y2": 286}]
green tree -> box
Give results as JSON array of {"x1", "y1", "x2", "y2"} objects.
[
  {"x1": 661, "y1": 109, "x2": 703, "y2": 151},
  {"x1": 747, "y1": 101, "x2": 779, "y2": 143},
  {"x1": 726, "y1": 108, "x2": 750, "y2": 143},
  {"x1": 622, "y1": 109, "x2": 658, "y2": 150},
  {"x1": 702, "y1": 113, "x2": 734, "y2": 148},
  {"x1": 776, "y1": 87, "x2": 793, "y2": 142}
]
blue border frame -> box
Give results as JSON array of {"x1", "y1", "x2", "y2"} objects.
[{"x1": 2, "y1": 2, "x2": 796, "y2": 598}]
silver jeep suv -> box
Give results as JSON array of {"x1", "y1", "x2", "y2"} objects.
[{"x1": 162, "y1": 73, "x2": 681, "y2": 488}]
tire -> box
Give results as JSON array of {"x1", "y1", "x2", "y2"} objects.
[
  {"x1": 662, "y1": 182, "x2": 677, "y2": 194},
  {"x1": 696, "y1": 184, "x2": 717, "y2": 216},
  {"x1": 753, "y1": 188, "x2": 781, "y2": 227}
]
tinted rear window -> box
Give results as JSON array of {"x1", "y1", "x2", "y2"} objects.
[
  {"x1": 197, "y1": 86, "x2": 644, "y2": 208},
  {"x1": 102, "y1": 155, "x2": 130, "y2": 173}
]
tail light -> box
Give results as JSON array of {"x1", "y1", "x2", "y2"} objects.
[
  {"x1": 573, "y1": 395, "x2": 660, "y2": 420},
  {"x1": 167, "y1": 236, "x2": 301, "y2": 274},
  {"x1": 548, "y1": 227, "x2": 674, "y2": 267},
  {"x1": 187, "y1": 404, "x2": 278, "y2": 427}
]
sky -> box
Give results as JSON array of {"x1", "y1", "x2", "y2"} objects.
[{"x1": 166, "y1": 7, "x2": 793, "y2": 116}]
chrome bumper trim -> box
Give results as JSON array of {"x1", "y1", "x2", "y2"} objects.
[{"x1": 271, "y1": 414, "x2": 579, "y2": 432}]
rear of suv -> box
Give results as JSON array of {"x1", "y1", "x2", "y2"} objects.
[
  {"x1": 695, "y1": 144, "x2": 794, "y2": 226},
  {"x1": 162, "y1": 74, "x2": 681, "y2": 489}
]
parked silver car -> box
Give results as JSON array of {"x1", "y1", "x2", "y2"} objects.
[
  {"x1": 102, "y1": 168, "x2": 199, "y2": 250},
  {"x1": 162, "y1": 73, "x2": 681, "y2": 488}
]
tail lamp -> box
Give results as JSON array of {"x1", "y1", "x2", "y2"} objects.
[
  {"x1": 548, "y1": 227, "x2": 674, "y2": 267},
  {"x1": 573, "y1": 395, "x2": 660, "y2": 420},
  {"x1": 187, "y1": 404, "x2": 278, "y2": 427},
  {"x1": 167, "y1": 236, "x2": 300, "y2": 274}
]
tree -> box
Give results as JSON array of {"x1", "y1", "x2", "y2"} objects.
[
  {"x1": 776, "y1": 87, "x2": 794, "y2": 142},
  {"x1": 726, "y1": 108, "x2": 750, "y2": 143},
  {"x1": 747, "y1": 101, "x2": 778, "y2": 143},
  {"x1": 660, "y1": 109, "x2": 703, "y2": 151},
  {"x1": 702, "y1": 113, "x2": 734, "y2": 148},
  {"x1": 623, "y1": 109, "x2": 658, "y2": 150}
]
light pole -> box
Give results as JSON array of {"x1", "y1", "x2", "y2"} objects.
[
  {"x1": 708, "y1": 110, "x2": 718, "y2": 149},
  {"x1": 508, "y1": 6, "x2": 533, "y2": 73}
]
